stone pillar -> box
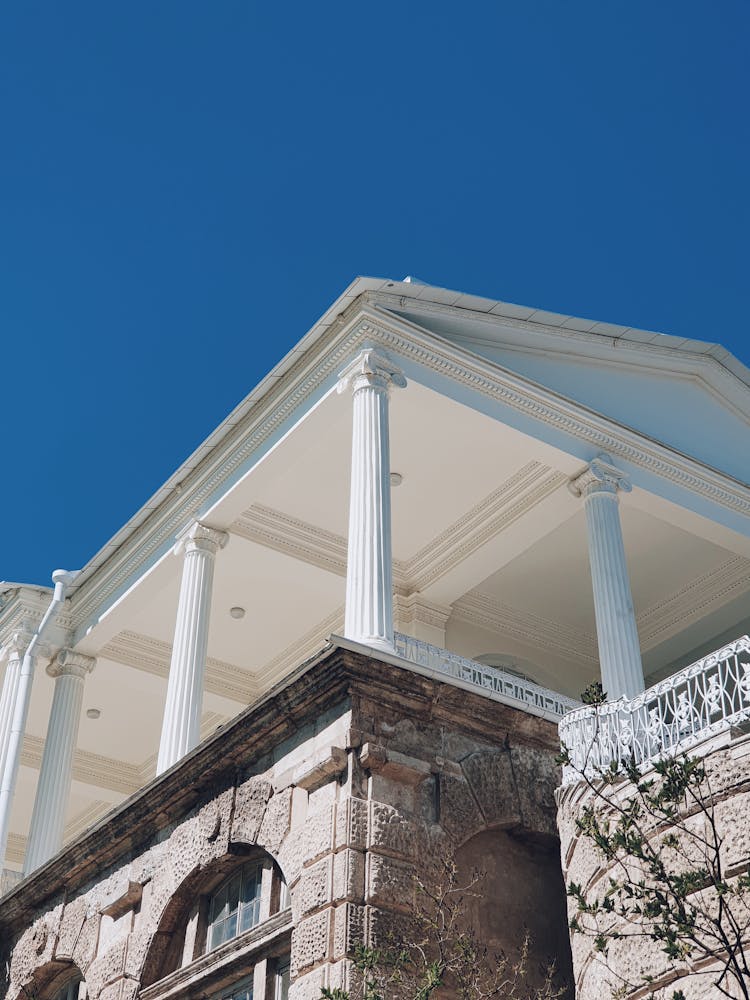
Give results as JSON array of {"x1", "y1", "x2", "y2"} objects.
[
  {"x1": 157, "y1": 521, "x2": 228, "y2": 775},
  {"x1": 24, "y1": 649, "x2": 96, "y2": 873},
  {"x1": 0, "y1": 632, "x2": 31, "y2": 788},
  {"x1": 337, "y1": 349, "x2": 406, "y2": 651},
  {"x1": 569, "y1": 455, "x2": 645, "y2": 701}
]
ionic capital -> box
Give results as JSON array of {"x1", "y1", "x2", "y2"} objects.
[
  {"x1": 568, "y1": 454, "x2": 632, "y2": 500},
  {"x1": 1, "y1": 630, "x2": 34, "y2": 663},
  {"x1": 337, "y1": 349, "x2": 407, "y2": 396},
  {"x1": 174, "y1": 521, "x2": 229, "y2": 557},
  {"x1": 46, "y1": 648, "x2": 96, "y2": 680}
]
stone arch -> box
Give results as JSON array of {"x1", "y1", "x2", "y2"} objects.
[
  {"x1": 453, "y1": 828, "x2": 573, "y2": 998},
  {"x1": 7, "y1": 958, "x2": 86, "y2": 1000},
  {"x1": 140, "y1": 843, "x2": 286, "y2": 987}
]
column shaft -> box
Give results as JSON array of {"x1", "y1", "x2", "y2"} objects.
[
  {"x1": 338, "y1": 350, "x2": 405, "y2": 650},
  {"x1": 0, "y1": 637, "x2": 28, "y2": 787},
  {"x1": 156, "y1": 523, "x2": 227, "y2": 775},
  {"x1": 571, "y1": 456, "x2": 645, "y2": 700},
  {"x1": 24, "y1": 650, "x2": 95, "y2": 873}
]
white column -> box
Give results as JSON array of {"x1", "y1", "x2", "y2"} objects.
[
  {"x1": 0, "y1": 633, "x2": 31, "y2": 788},
  {"x1": 157, "y1": 521, "x2": 228, "y2": 775},
  {"x1": 337, "y1": 349, "x2": 406, "y2": 650},
  {"x1": 569, "y1": 455, "x2": 645, "y2": 701},
  {"x1": 24, "y1": 649, "x2": 96, "y2": 873}
]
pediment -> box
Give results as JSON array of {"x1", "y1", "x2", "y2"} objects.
[{"x1": 376, "y1": 300, "x2": 750, "y2": 485}]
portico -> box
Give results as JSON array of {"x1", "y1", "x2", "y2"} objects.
[{"x1": 1, "y1": 276, "x2": 748, "y2": 880}]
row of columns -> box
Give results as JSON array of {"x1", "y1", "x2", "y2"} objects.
[{"x1": 0, "y1": 348, "x2": 646, "y2": 875}]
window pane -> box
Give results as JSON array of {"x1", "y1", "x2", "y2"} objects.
[
  {"x1": 225, "y1": 910, "x2": 238, "y2": 940},
  {"x1": 277, "y1": 962, "x2": 290, "y2": 1000},
  {"x1": 227, "y1": 873, "x2": 241, "y2": 913},
  {"x1": 279, "y1": 878, "x2": 290, "y2": 911}
]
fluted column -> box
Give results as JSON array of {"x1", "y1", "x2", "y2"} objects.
[
  {"x1": 569, "y1": 454, "x2": 645, "y2": 700},
  {"x1": 338, "y1": 349, "x2": 406, "y2": 650},
  {"x1": 24, "y1": 649, "x2": 96, "y2": 873},
  {"x1": 156, "y1": 521, "x2": 228, "y2": 775},
  {"x1": 0, "y1": 632, "x2": 31, "y2": 787}
]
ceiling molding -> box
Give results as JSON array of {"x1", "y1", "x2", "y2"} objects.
[
  {"x1": 403, "y1": 463, "x2": 568, "y2": 593},
  {"x1": 231, "y1": 504, "x2": 350, "y2": 580},
  {"x1": 637, "y1": 556, "x2": 750, "y2": 648},
  {"x1": 101, "y1": 630, "x2": 258, "y2": 705},
  {"x1": 20, "y1": 735, "x2": 142, "y2": 796},
  {"x1": 231, "y1": 466, "x2": 566, "y2": 603},
  {"x1": 451, "y1": 590, "x2": 598, "y2": 665},
  {"x1": 6, "y1": 801, "x2": 112, "y2": 867}
]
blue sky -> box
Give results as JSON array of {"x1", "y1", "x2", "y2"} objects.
[{"x1": 1, "y1": 2, "x2": 748, "y2": 585}]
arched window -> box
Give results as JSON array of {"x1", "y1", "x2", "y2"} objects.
[
  {"x1": 207, "y1": 859, "x2": 263, "y2": 949},
  {"x1": 141, "y1": 848, "x2": 292, "y2": 997}
]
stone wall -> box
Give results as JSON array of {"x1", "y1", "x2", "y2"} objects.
[
  {"x1": 557, "y1": 729, "x2": 750, "y2": 999},
  {"x1": 0, "y1": 647, "x2": 573, "y2": 1000}
]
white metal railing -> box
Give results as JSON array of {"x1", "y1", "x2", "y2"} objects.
[
  {"x1": 559, "y1": 635, "x2": 750, "y2": 785},
  {"x1": 392, "y1": 632, "x2": 580, "y2": 721}
]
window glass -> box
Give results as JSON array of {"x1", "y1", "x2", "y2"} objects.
[
  {"x1": 276, "y1": 960, "x2": 290, "y2": 1000},
  {"x1": 211, "y1": 976, "x2": 254, "y2": 1000},
  {"x1": 208, "y1": 861, "x2": 263, "y2": 951}
]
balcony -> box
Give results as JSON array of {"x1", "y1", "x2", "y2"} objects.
[{"x1": 559, "y1": 634, "x2": 750, "y2": 785}]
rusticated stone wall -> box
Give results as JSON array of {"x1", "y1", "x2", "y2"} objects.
[
  {"x1": 0, "y1": 646, "x2": 573, "y2": 1000},
  {"x1": 557, "y1": 730, "x2": 750, "y2": 999}
]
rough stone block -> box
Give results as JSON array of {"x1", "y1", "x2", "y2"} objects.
[
  {"x1": 332, "y1": 849, "x2": 365, "y2": 903},
  {"x1": 368, "y1": 800, "x2": 416, "y2": 860},
  {"x1": 294, "y1": 746, "x2": 348, "y2": 792},
  {"x1": 297, "y1": 855, "x2": 332, "y2": 916},
  {"x1": 231, "y1": 775, "x2": 273, "y2": 845},
  {"x1": 292, "y1": 908, "x2": 331, "y2": 975},
  {"x1": 85, "y1": 936, "x2": 128, "y2": 997},
  {"x1": 437, "y1": 773, "x2": 483, "y2": 845},
  {"x1": 366, "y1": 854, "x2": 414, "y2": 912},
  {"x1": 460, "y1": 749, "x2": 520, "y2": 828},
  {"x1": 335, "y1": 797, "x2": 368, "y2": 852},
  {"x1": 332, "y1": 903, "x2": 366, "y2": 958},
  {"x1": 288, "y1": 964, "x2": 327, "y2": 1000},
  {"x1": 259, "y1": 787, "x2": 293, "y2": 854}
]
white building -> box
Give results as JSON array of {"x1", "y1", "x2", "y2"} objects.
[{"x1": 1, "y1": 275, "x2": 748, "y2": 885}]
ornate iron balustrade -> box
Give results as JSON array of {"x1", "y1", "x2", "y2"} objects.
[
  {"x1": 392, "y1": 632, "x2": 580, "y2": 721},
  {"x1": 559, "y1": 635, "x2": 750, "y2": 785}
]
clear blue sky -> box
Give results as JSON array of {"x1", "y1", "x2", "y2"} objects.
[{"x1": 1, "y1": 2, "x2": 748, "y2": 585}]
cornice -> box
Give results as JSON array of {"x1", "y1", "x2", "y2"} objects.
[
  {"x1": 100, "y1": 630, "x2": 258, "y2": 705},
  {"x1": 371, "y1": 291, "x2": 750, "y2": 417},
  {"x1": 0, "y1": 589, "x2": 72, "y2": 652},
  {"x1": 451, "y1": 590, "x2": 599, "y2": 665},
  {"x1": 20, "y1": 734, "x2": 142, "y2": 796},
  {"x1": 637, "y1": 556, "x2": 750, "y2": 649}
]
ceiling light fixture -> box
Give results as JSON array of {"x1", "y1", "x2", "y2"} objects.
[
  {"x1": 390, "y1": 472, "x2": 403, "y2": 487},
  {"x1": 230, "y1": 606, "x2": 246, "y2": 619},
  {"x1": 86, "y1": 708, "x2": 101, "y2": 720}
]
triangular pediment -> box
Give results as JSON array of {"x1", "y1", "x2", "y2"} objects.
[{"x1": 370, "y1": 292, "x2": 750, "y2": 485}]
